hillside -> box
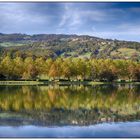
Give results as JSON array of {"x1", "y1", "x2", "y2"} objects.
[{"x1": 0, "y1": 33, "x2": 140, "y2": 60}]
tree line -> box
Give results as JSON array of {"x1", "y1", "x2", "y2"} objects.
[{"x1": 0, "y1": 56, "x2": 140, "y2": 81}]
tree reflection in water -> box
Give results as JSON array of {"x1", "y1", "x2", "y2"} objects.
[{"x1": 0, "y1": 84, "x2": 140, "y2": 126}]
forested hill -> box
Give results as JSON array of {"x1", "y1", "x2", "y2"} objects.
[{"x1": 0, "y1": 33, "x2": 140, "y2": 60}]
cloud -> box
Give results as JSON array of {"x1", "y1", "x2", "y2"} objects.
[
  {"x1": 0, "y1": 3, "x2": 59, "y2": 33},
  {"x1": 117, "y1": 23, "x2": 140, "y2": 32},
  {"x1": 0, "y1": 2, "x2": 140, "y2": 41},
  {"x1": 74, "y1": 22, "x2": 140, "y2": 42},
  {"x1": 58, "y1": 3, "x2": 81, "y2": 27},
  {"x1": 58, "y1": 3, "x2": 108, "y2": 29}
]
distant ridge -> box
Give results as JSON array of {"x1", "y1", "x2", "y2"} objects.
[{"x1": 0, "y1": 33, "x2": 140, "y2": 60}]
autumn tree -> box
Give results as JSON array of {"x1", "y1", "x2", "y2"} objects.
[
  {"x1": 13, "y1": 57, "x2": 24, "y2": 79},
  {"x1": 22, "y1": 57, "x2": 38, "y2": 80},
  {"x1": 1, "y1": 56, "x2": 15, "y2": 79}
]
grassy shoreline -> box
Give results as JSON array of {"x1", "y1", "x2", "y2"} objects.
[
  {"x1": 0, "y1": 81, "x2": 44, "y2": 85},
  {"x1": 0, "y1": 80, "x2": 140, "y2": 85}
]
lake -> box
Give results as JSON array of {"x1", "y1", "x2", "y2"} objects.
[{"x1": 0, "y1": 84, "x2": 140, "y2": 137}]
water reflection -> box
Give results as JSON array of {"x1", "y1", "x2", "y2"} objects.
[
  {"x1": 0, "y1": 122, "x2": 140, "y2": 138},
  {"x1": 0, "y1": 84, "x2": 140, "y2": 126}
]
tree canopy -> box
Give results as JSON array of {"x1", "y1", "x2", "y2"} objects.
[{"x1": 0, "y1": 56, "x2": 140, "y2": 82}]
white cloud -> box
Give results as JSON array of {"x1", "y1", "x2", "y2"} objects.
[
  {"x1": 0, "y1": 3, "x2": 51, "y2": 33},
  {"x1": 117, "y1": 23, "x2": 140, "y2": 33},
  {"x1": 58, "y1": 3, "x2": 107, "y2": 29},
  {"x1": 74, "y1": 23, "x2": 140, "y2": 41},
  {"x1": 59, "y1": 3, "x2": 81, "y2": 27}
]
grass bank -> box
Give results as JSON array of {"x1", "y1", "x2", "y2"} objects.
[{"x1": 0, "y1": 81, "x2": 44, "y2": 85}]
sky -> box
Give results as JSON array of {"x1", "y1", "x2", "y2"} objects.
[{"x1": 0, "y1": 2, "x2": 140, "y2": 41}]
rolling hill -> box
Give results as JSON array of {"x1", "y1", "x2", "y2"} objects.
[{"x1": 0, "y1": 33, "x2": 140, "y2": 60}]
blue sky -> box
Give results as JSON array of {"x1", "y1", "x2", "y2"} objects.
[{"x1": 0, "y1": 2, "x2": 140, "y2": 41}]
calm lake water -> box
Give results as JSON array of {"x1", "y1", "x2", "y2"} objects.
[{"x1": 0, "y1": 84, "x2": 140, "y2": 137}]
